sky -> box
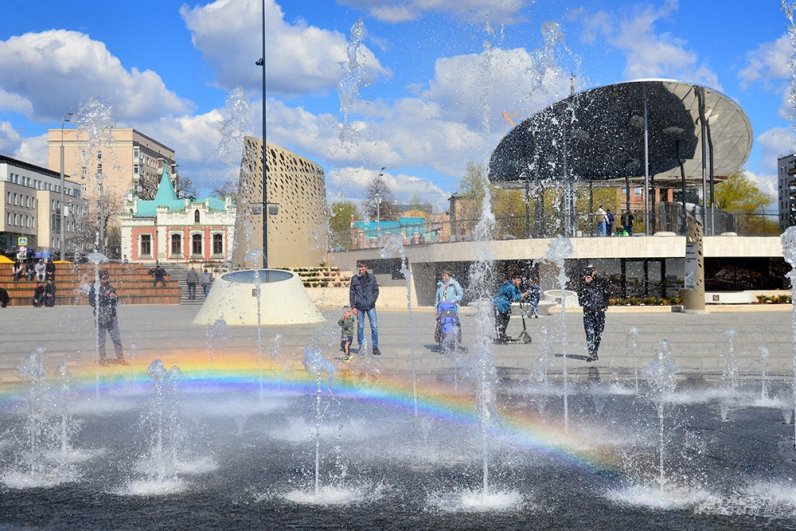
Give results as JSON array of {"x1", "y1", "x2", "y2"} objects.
[{"x1": 0, "y1": 0, "x2": 794, "y2": 214}]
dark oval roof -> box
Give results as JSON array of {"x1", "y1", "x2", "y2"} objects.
[{"x1": 488, "y1": 79, "x2": 752, "y2": 187}]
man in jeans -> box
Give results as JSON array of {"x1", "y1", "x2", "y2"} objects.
[{"x1": 349, "y1": 261, "x2": 381, "y2": 355}]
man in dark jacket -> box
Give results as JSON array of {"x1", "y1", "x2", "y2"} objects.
[
  {"x1": 576, "y1": 265, "x2": 610, "y2": 361},
  {"x1": 89, "y1": 270, "x2": 128, "y2": 366},
  {"x1": 150, "y1": 263, "x2": 167, "y2": 287},
  {"x1": 349, "y1": 261, "x2": 381, "y2": 355},
  {"x1": 186, "y1": 266, "x2": 199, "y2": 300}
]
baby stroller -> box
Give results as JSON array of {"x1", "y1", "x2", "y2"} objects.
[{"x1": 435, "y1": 301, "x2": 463, "y2": 352}]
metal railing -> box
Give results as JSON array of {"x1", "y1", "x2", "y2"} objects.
[{"x1": 339, "y1": 206, "x2": 780, "y2": 251}]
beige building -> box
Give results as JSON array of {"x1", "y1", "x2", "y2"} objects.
[
  {"x1": 47, "y1": 128, "x2": 177, "y2": 208},
  {"x1": 0, "y1": 154, "x2": 87, "y2": 257},
  {"x1": 231, "y1": 138, "x2": 328, "y2": 268}
]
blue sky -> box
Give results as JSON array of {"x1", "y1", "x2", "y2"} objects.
[{"x1": 0, "y1": 0, "x2": 793, "y2": 213}]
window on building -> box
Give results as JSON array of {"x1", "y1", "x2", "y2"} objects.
[
  {"x1": 212, "y1": 234, "x2": 223, "y2": 255},
  {"x1": 192, "y1": 234, "x2": 202, "y2": 256},
  {"x1": 141, "y1": 234, "x2": 152, "y2": 256},
  {"x1": 194, "y1": 210, "x2": 200, "y2": 223},
  {"x1": 134, "y1": 163, "x2": 139, "y2": 175},
  {"x1": 14, "y1": 214, "x2": 18, "y2": 226},
  {"x1": 6, "y1": 192, "x2": 10, "y2": 204},
  {"x1": 7, "y1": 213, "x2": 12, "y2": 225},
  {"x1": 13, "y1": 193, "x2": 17, "y2": 206},
  {"x1": 171, "y1": 234, "x2": 182, "y2": 255}
]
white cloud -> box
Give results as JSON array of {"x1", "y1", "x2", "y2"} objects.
[
  {"x1": 262, "y1": 41, "x2": 580, "y2": 203},
  {"x1": 181, "y1": 0, "x2": 389, "y2": 95},
  {"x1": 576, "y1": 2, "x2": 720, "y2": 88},
  {"x1": 327, "y1": 166, "x2": 449, "y2": 210},
  {"x1": 132, "y1": 108, "x2": 241, "y2": 194},
  {"x1": 0, "y1": 121, "x2": 22, "y2": 155},
  {"x1": 758, "y1": 126, "x2": 796, "y2": 173},
  {"x1": 742, "y1": 169, "x2": 777, "y2": 203},
  {"x1": 13, "y1": 133, "x2": 48, "y2": 167},
  {"x1": 0, "y1": 30, "x2": 191, "y2": 121},
  {"x1": 423, "y1": 47, "x2": 572, "y2": 131},
  {"x1": 739, "y1": 34, "x2": 791, "y2": 88},
  {"x1": 337, "y1": 0, "x2": 526, "y2": 24}
]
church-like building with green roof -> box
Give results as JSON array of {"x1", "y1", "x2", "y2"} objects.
[{"x1": 119, "y1": 166, "x2": 236, "y2": 266}]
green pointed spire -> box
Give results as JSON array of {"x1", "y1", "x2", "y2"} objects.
[{"x1": 153, "y1": 165, "x2": 178, "y2": 202}]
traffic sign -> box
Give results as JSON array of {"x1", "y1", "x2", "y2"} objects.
[{"x1": 17, "y1": 237, "x2": 27, "y2": 246}]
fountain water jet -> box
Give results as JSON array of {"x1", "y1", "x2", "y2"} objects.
[{"x1": 546, "y1": 236, "x2": 573, "y2": 430}]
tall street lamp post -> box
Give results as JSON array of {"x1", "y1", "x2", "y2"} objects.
[
  {"x1": 257, "y1": 0, "x2": 268, "y2": 270},
  {"x1": 375, "y1": 166, "x2": 385, "y2": 245},
  {"x1": 60, "y1": 113, "x2": 73, "y2": 260}
]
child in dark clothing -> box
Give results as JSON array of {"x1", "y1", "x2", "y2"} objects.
[{"x1": 338, "y1": 305, "x2": 355, "y2": 361}]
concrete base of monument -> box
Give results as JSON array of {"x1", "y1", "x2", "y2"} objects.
[{"x1": 193, "y1": 269, "x2": 325, "y2": 326}]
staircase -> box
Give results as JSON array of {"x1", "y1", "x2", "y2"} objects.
[
  {"x1": 161, "y1": 264, "x2": 207, "y2": 305},
  {"x1": 0, "y1": 262, "x2": 181, "y2": 307}
]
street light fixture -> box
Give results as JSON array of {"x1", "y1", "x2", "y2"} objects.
[{"x1": 60, "y1": 112, "x2": 74, "y2": 260}]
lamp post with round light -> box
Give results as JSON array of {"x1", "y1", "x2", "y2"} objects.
[{"x1": 59, "y1": 112, "x2": 73, "y2": 260}]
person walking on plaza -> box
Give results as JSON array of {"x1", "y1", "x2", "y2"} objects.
[
  {"x1": 493, "y1": 274, "x2": 529, "y2": 343},
  {"x1": 621, "y1": 209, "x2": 635, "y2": 236},
  {"x1": 576, "y1": 265, "x2": 610, "y2": 362},
  {"x1": 595, "y1": 206, "x2": 607, "y2": 237},
  {"x1": 150, "y1": 262, "x2": 167, "y2": 287},
  {"x1": 89, "y1": 270, "x2": 127, "y2": 366},
  {"x1": 0, "y1": 287, "x2": 8, "y2": 308},
  {"x1": 349, "y1": 261, "x2": 381, "y2": 355},
  {"x1": 338, "y1": 305, "x2": 356, "y2": 362},
  {"x1": 186, "y1": 266, "x2": 199, "y2": 300},
  {"x1": 201, "y1": 269, "x2": 213, "y2": 297},
  {"x1": 435, "y1": 270, "x2": 463, "y2": 309},
  {"x1": 606, "y1": 209, "x2": 615, "y2": 237}
]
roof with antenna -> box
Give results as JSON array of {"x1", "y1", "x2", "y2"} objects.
[{"x1": 488, "y1": 79, "x2": 752, "y2": 188}]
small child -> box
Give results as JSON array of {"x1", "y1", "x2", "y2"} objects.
[{"x1": 338, "y1": 305, "x2": 355, "y2": 361}]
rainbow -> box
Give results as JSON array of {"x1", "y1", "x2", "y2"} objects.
[{"x1": 0, "y1": 349, "x2": 621, "y2": 472}]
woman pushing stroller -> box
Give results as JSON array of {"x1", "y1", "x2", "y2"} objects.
[{"x1": 434, "y1": 270, "x2": 463, "y2": 351}]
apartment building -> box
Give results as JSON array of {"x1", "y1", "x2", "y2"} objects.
[
  {"x1": 0, "y1": 154, "x2": 87, "y2": 257},
  {"x1": 47, "y1": 128, "x2": 178, "y2": 208}
]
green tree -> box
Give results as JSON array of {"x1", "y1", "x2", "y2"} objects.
[
  {"x1": 456, "y1": 163, "x2": 526, "y2": 238},
  {"x1": 329, "y1": 201, "x2": 359, "y2": 251},
  {"x1": 455, "y1": 163, "x2": 488, "y2": 236},
  {"x1": 364, "y1": 172, "x2": 399, "y2": 221},
  {"x1": 715, "y1": 171, "x2": 778, "y2": 235},
  {"x1": 715, "y1": 171, "x2": 772, "y2": 213}
]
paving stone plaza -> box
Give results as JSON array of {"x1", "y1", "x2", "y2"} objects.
[{"x1": 1, "y1": 303, "x2": 792, "y2": 385}]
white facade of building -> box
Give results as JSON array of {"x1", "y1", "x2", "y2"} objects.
[{"x1": 0, "y1": 154, "x2": 86, "y2": 256}]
